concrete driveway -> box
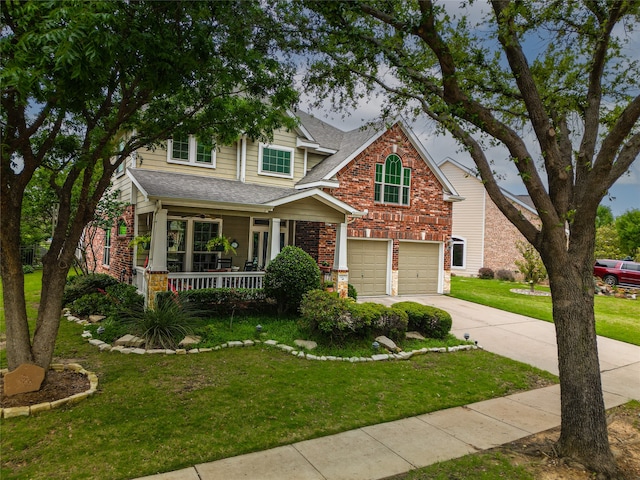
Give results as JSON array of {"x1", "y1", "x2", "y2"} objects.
[{"x1": 362, "y1": 295, "x2": 640, "y2": 401}]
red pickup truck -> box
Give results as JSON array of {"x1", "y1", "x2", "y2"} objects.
[{"x1": 593, "y1": 259, "x2": 640, "y2": 287}]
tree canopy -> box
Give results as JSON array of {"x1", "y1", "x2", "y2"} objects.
[
  {"x1": 282, "y1": 0, "x2": 639, "y2": 476},
  {"x1": 1, "y1": 0, "x2": 297, "y2": 371}
]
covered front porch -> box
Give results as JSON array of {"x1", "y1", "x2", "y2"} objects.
[{"x1": 127, "y1": 168, "x2": 362, "y2": 304}]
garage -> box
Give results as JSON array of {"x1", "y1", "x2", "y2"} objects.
[
  {"x1": 347, "y1": 239, "x2": 389, "y2": 295},
  {"x1": 398, "y1": 242, "x2": 440, "y2": 294}
]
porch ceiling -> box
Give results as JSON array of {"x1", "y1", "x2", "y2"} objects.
[{"x1": 128, "y1": 168, "x2": 362, "y2": 219}]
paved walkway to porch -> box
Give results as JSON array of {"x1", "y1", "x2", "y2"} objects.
[{"x1": 132, "y1": 296, "x2": 639, "y2": 480}]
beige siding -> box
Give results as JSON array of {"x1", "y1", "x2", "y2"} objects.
[
  {"x1": 243, "y1": 129, "x2": 305, "y2": 187},
  {"x1": 440, "y1": 162, "x2": 485, "y2": 277},
  {"x1": 111, "y1": 168, "x2": 133, "y2": 204},
  {"x1": 306, "y1": 152, "x2": 326, "y2": 173},
  {"x1": 135, "y1": 142, "x2": 238, "y2": 180},
  {"x1": 272, "y1": 197, "x2": 345, "y2": 223}
]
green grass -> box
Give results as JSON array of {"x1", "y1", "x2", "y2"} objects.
[
  {"x1": 450, "y1": 276, "x2": 640, "y2": 346},
  {"x1": 403, "y1": 452, "x2": 534, "y2": 480},
  {"x1": 1, "y1": 272, "x2": 557, "y2": 480}
]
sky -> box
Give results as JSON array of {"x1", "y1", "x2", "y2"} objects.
[{"x1": 296, "y1": 1, "x2": 639, "y2": 218}]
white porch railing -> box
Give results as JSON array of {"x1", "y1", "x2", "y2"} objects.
[
  {"x1": 168, "y1": 271, "x2": 265, "y2": 292},
  {"x1": 134, "y1": 266, "x2": 147, "y2": 295}
]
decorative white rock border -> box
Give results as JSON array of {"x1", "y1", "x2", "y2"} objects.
[
  {"x1": 65, "y1": 311, "x2": 482, "y2": 362},
  {"x1": 1, "y1": 363, "x2": 98, "y2": 419}
]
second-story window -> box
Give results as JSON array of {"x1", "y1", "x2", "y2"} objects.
[
  {"x1": 259, "y1": 143, "x2": 294, "y2": 178},
  {"x1": 374, "y1": 154, "x2": 411, "y2": 205},
  {"x1": 168, "y1": 135, "x2": 215, "y2": 168}
]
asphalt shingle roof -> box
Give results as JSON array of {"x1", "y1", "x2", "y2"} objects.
[{"x1": 128, "y1": 168, "x2": 301, "y2": 205}]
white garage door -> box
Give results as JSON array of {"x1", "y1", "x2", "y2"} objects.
[
  {"x1": 347, "y1": 240, "x2": 388, "y2": 296},
  {"x1": 398, "y1": 242, "x2": 440, "y2": 294}
]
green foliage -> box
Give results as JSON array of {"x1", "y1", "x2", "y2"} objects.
[
  {"x1": 156, "y1": 288, "x2": 274, "y2": 317},
  {"x1": 1, "y1": 0, "x2": 298, "y2": 370},
  {"x1": 62, "y1": 273, "x2": 119, "y2": 306},
  {"x1": 347, "y1": 283, "x2": 358, "y2": 300},
  {"x1": 71, "y1": 292, "x2": 114, "y2": 317},
  {"x1": 596, "y1": 205, "x2": 614, "y2": 228},
  {"x1": 264, "y1": 246, "x2": 322, "y2": 314},
  {"x1": 86, "y1": 317, "x2": 130, "y2": 344},
  {"x1": 515, "y1": 241, "x2": 547, "y2": 289},
  {"x1": 205, "y1": 235, "x2": 237, "y2": 255},
  {"x1": 22, "y1": 264, "x2": 35, "y2": 274},
  {"x1": 299, "y1": 290, "x2": 408, "y2": 344},
  {"x1": 496, "y1": 269, "x2": 515, "y2": 282},
  {"x1": 478, "y1": 267, "x2": 495, "y2": 280},
  {"x1": 393, "y1": 301, "x2": 452, "y2": 339},
  {"x1": 616, "y1": 209, "x2": 640, "y2": 258},
  {"x1": 121, "y1": 295, "x2": 199, "y2": 349},
  {"x1": 595, "y1": 224, "x2": 624, "y2": 260}
]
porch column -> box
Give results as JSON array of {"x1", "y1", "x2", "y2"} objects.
[
  {"x1": 267, "y1": 218, "x2": 281, "y2": 264},
  {"x1": 149, "y1": 208, "x2": 167, "y2": 271},
  {"x1": 146, "y1": 208, "x2": 168, "y2": 308},
  {"x1": 332, "y1": 222, "x2": 349, "y2": 298}
]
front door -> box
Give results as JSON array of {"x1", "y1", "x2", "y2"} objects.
[{"x1": 250, "y1": 218, "x2": 289, "y2": 269}]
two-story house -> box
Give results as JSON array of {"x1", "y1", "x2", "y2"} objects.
[
  {"x1": 439, "y1": 158, "x2": 539, "y2": 277},
  {"x1": 89, "y1": 111, "x2": 462, "y2": 303}
]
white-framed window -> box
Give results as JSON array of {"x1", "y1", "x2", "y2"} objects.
[
  {"x1": 103, "y1": 228, "x2": 111, "y2": 266},
  {"x1": 374, "y1": 154, "x2": 411, "y2": 205},
  {"x1": 451, "y1": 236, "x2": 466, "y2": 269},
  {"x1": 166, "y1": 218, "x2": 222, "y2": 272},
  {"x1": 250, "y1": 218, "x2": 289, "y2": 269},
  {"x1": 167, "y1": 135, "x2": 216, "y2": 168},
  {"x1": 258, "y1": 143, "x2": 294, "y2": 178}
]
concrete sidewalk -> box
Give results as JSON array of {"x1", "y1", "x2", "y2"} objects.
[{"x1": 134, "y1": 296, "x2": 639, "y2": 480}]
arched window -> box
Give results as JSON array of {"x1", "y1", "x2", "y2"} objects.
[
  {"x1": 374, "y1": 154, "x2": 411, "y2": 205},
  {"x1": 451, "y1": 236, "x2": 466, "y2": 268}
]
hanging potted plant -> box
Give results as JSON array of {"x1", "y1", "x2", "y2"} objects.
[
  {"x1": 319, "y1": 260, "x2": 331, "y2": 273},
  {"x1": 128, "y1": 234, "x2": 151, "y2": 252},
  {"x1": 206, "y1": 235, "x2": 237, "y2": 255}
]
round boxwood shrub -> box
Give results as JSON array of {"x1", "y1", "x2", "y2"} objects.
[
  {"x1": 478, "y1": 267, "x2": 495, "y2": 280},
  {"x1": 393, "y1": 301, "x2": 452, "y2": 339},
  {"x1": 496, "y1": 269, "x2": 515, "y2": 282},
  {"x1": 264, "y1": 246, "x2": 321, "y2": 315}
]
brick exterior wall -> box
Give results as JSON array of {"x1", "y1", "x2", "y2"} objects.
[
  {"x1": 297, "y1": 125, "x2": 452, "y2": 272},
  {"x1": 87, "y1": 205, "x2": 135, "y2": 283},
  {"x1": 483, "y1": 192, "x2": 539, "y2": 274}
]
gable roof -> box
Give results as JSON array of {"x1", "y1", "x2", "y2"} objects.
[
  {"x1": 439, "y1": 157, "x2": 537, "y2": 215},
  {"x1": 127, "y1": 168, "x2": 362, "y2": 215},
  {"x1": 295, "y1": 112, "x2": 462, "y2": 200}
]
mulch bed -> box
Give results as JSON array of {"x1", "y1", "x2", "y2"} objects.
[{"x1": 1, "y1": 370, "x2": 90, "y2": 408}]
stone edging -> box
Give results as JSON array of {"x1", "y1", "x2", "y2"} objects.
[
  {"x1": 64, "y1": 311, "x2": 482, "y2": 362},
  {"x1": 1, "y1": 363, "x2": 98, "y2": 419}
]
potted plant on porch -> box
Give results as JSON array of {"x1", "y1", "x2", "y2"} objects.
[
  {"x1": 206, "y1": 235, "x2": 237, "y2": 255},
  {"x1": 128, "y1": 234, "x2": 151, "y2": 253}
]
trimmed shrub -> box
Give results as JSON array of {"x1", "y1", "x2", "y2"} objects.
[
  {"x1": 156, "y1": 288, "x2": 274, "y2": 317},
  {"x1": 264, "y1": 246, "x2": 321, "y2": 315},
  {"x1": 393, "y1": 301, "x2": 452, "y2": 339},
  {"x1": 300, "y1": 292, "x2": 408, "y2": 345},
  {"x1": 299, "y1": 289, "x2": 352, "y2": 344},
  {"x1": 70, "y1": 283, "x2": 143, "y2": 318},
  {"x1": 347, "y1": 283, "x2": 358, "y2": 300},
  {"x1": 22, "y1": 264, "x2": 35, "y2": 274},
  {"x1": 63, "y1": 273, "x2": 119, "y2": 306},
  {"x1": 478, "y1": 267, "x2": 495, "y2": 279},
  {"x1": 496, "y1": 269, "x2": 516, "y2": 282}
]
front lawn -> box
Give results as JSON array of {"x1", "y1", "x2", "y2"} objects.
[
  {"x1": 1, "y1": 272, "x2": 557, "y2": 480},
  {"x1": 450, "y1": 276, "x2": 640, "y2": 346}
]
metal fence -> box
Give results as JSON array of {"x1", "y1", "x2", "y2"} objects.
[{"x1": 20, "y1": 244, "x2": 48, "y2": 266}]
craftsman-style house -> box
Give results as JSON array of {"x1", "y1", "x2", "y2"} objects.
[{"x1": 88, "y1": 111, "x2": 462, "y2": 301}]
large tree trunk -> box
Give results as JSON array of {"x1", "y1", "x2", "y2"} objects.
[
  {"x1": 1, "y1": 185, "x2": 34, "y2": 370},
  {"x1": 546, "y1": 249, "x2": 617, "y2": 476}
]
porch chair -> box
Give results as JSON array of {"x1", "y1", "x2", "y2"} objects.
[
  {"x1": 243, "y1": 261, "x2": 256, "y2": 271},
  {"x1": 217, "y1": 258, "x2": 232, "y2": 270}
]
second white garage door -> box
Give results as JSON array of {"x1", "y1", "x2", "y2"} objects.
[
  {"x1": 347, "y1": 239, "x2": 388, "y2": 296},
  {"x1": 398, "y1": 242, "x2": 440, "y2": 294}
]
